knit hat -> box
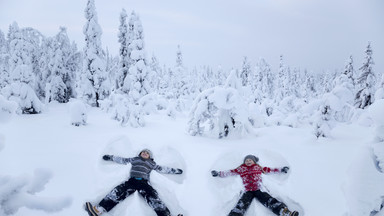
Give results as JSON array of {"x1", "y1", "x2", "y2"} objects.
[
  {"x1": 243, "y1": 155, "x2": 259, "y2": 164},
  {"x1": 139, "y1": 149, "x2": 153, "y2": 159}
]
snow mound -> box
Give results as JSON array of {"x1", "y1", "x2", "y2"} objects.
[
  {"x1": 0, "y1": 169, "x2": 72, "y2": 216},
  {"x1": 68, "y1": 99, "x2": 87, "y2": 126}
]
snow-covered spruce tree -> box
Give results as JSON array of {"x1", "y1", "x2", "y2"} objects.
[
  {"x1": 81, "y1": 0, "x2": 109, "y2": 107},
  {"x1": 0, "y1": 169, "x2": 72, "y2": 215},
  {"x1": 188, "y1": 70, "x2": 252, "y2": 138},
  {"x1": 1, "y1": 23, "x2": 43, "y2": 114},
  {"x1": 274, "y1": 55, "x2": 290, "y2": 103},
  {"x1": 355, "y1": 42, "x2": 376, "y2": 109},
  {"x1": 303, "y1": 70, "x2": 316, "y2": 101},
  {"x1": 173, "y1": 45, "x2": 189, "y2": 99},
  {"x1": 343, "y1": 55, "x2": 356, "y2": 90},
  {"x1": 325, "y1": 70, "x2": 355, "y2": 123},
  {"x1": 314, "y1": 104, "x2": 332, "y2": 138},
  {"x1": 240, "y1": 56, "x2": 251, "y2": 87},
  {"x1": 43, "y1": 27, "x2": 79, "y2": 103},
  {"x1": 149, "y1": 54, "x2": 162, "y2": 93},
  {"x1": 0, "y1": 29, "x2": 10, "y2": 89},
  {"x1": 253, "y1": 58, "x2": 274, "y2": 105},
  {"x1": 116, "y1": 8, "x2": 129, "y2": 90},
  {"x1": 127, "y1": 13, "x2": 150, "y2": 103}
]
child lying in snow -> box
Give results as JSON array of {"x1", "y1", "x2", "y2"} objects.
[
  {"x1": 85, "y1": 149, "x2": 183, "y2": 216},
  {"x1": 211, "y1": 155, "x2": 299, "y2": 216}
]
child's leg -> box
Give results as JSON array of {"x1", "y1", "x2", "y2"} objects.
[
  {"x1": 228, "y1": 191, "x2": 254, "y2": 216},
  {"x1": 98, "y1": 179, "x2": 136, "y2": 212},
  {"x1": 137, "y1": 181, "x2": 171, "y2": 216},
  {"x1": 254, "y1": 190, "x2": 286, "y2": 215}
]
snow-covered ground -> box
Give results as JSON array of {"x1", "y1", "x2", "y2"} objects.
[{"x1": 0, "y1": 102, "x2": 383, "y2": 216}]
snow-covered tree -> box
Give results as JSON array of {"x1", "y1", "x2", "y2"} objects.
[
  {"x1": 275, "y1": 55, "x2": 289, "y2": 102},
  {"x1": 43, "y1": 27, "x2": 79, "y2": 103},
  {"x1": 149, "y1": 54, "x2": 162, "y2": 93},
  {"x1": 303, "y1": 70, "x2": 316, "y2": 100},
  {"x1": 240, "y1": 56, "x2": 251, "y2": 87},
  {"x1": 330, "y1": 70, "x2": 355, "y2": 122},
  {"x1": 314, "y1": 104, "x2": 332, "y2": 138},
  {"x1": 188, "y1": 70, "x2": 253, "y2": 138},
  {"x1": 116, "y1": 9, "x2": 129, "y2": 90},
  {"x1": 0, "y1": 29, "x2": 10, "y2": 89},
  {"x1": 81, "y1": 0, "x2": 109, "y2": 107},
  {"x1": 127, "y1": 13, "x2": 150, "y2": 103},
  {"x1": 254, "y1": 58, "x2": 274, "y2": 101},
  {"x1": 355, "y1": 42, "x2": 376, "y2": 109},
  {"x1": 105, "y1": 49, "x2": 119, "y2": 91},
  {"x1": 343, "y1": 55, "x2": 355, "y2": 90},
  {"x1": 2, "y1": 23, "x2": 43, "y2": 114}
]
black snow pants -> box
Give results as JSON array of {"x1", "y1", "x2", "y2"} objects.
[
  {"x1": 228, "y1": 190, "x2": 287, "y2": 216},
  {"x1": 99, "y1": 177, "x2": 171, "y2": 216}
]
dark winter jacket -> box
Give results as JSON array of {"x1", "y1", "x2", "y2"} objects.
[
  {"x1": 219, "y1": 164, "x2": 280, "y2": 191},
  {"x1": 109, "y1": 156, "x2": 179, "y2": 180}
]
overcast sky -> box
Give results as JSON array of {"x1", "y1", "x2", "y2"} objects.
[{"x1": 0, "y1": 0, "x2": 383, "y2": 74}]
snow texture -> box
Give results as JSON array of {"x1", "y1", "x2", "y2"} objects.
[
  {"x1": 0, "y1": 169, "x2": 72, "y2": 216},
  {"x1": 0, "y1": 103, "x2": 383, "y2": 216}
]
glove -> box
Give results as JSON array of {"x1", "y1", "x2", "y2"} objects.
[
  {"x1": 174, "y1": 168, "x2": 183, "y2": 174},
  {"x1": 103, "y1": 155, "x2": 113, "y2": 161},
  {"x1": 281, "y1": 166, "x2": 289, "y2": 174},
  {"x1": 211, "y1": 170, "x2": 219, "y2": 177}
]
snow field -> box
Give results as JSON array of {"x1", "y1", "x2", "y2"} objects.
[{"x1": 0, "y1": 103, "x2": 382, "y2": 216}]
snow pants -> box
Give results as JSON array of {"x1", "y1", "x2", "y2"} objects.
[
  {"x1": 99, "y1": 177, "x2": 171, "y2": 216},
  {"x1": 228, "y1": 190, "x2": 287, "y2": 216}
]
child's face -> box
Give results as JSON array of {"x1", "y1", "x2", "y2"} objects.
[
  {"x1": 140, "y1": 151, "x2": 150, "y2": 159},
  {"x1": 245, "y1": 158, "x2": 255, "y2": 166}
]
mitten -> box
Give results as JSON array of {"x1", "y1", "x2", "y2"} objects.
[
  {"x1": 174, "y1": 168, "x2": 183, "y2": 174},
  {"x1": 281, "y1": 166, "x2": 289, "y2": 173},
  {"x1": 211, "y1": 170, "x2": 219, "y2": 177},
  {"x1": 103, "y1": 155, "x2": 113, "y2": 161}
]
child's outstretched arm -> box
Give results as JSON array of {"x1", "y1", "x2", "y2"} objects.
[
  {"x1": 102, "y1": 155, "x2": 133, "y2": 165},
  {"x1": 262, "y1": 166, "x2": 289, "y2": 174},
  {"x1": 154, "y1": 165, "x2": 183, "y2": 175},
  {"x1": 211, "y1": 168, "x2": 239, "y2": 178}
]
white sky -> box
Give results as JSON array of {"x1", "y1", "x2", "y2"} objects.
[{"x1": 0, "y1": 0, "x2": 383, "y2": 74}]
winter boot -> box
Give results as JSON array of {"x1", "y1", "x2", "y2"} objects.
[
  {"x1": 85, "y1": 202, "x2": 104, "y2": 216},
  {"x1": 280, "y1": 207, "x2": 299, "y2": 216}
]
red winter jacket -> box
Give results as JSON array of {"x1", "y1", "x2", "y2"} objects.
[{"x1": 219, "y1": 164, "x2": 280, "y2": 191}]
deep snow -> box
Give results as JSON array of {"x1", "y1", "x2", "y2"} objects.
[{"x1": 0, "y1": 102, "x2": 383, "y2": 216}]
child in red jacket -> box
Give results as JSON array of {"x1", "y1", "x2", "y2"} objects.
[{"x1": 211, "y1": 155, "x2": 299, "y2": 216}]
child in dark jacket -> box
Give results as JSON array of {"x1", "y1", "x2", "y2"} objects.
[
  {"x1": 211, "y1": 155, "x2": 298, "y2": 216},
  {"x1": 85, "y1": 149, "x2": 183, "y2": 216}
]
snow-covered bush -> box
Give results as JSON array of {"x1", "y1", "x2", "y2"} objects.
[
  {"x1": 1, "y1": 77, "x2": 43, "y2": 114},
  {"x1": 187, "y1": 86, "x2": 253, "y2": 138},
  {"x1": 0, "y1": 169, "x2": 72, "y2": 215},
  {"x1": 69, "y1": 99, "x2": 87, "y2": 126},
  {"x1": 100, "y1": 92, "x2": 145, "y2": 127},
  {"x1": 369, "y1": 99, "x2": 384, "y2": 142}
]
